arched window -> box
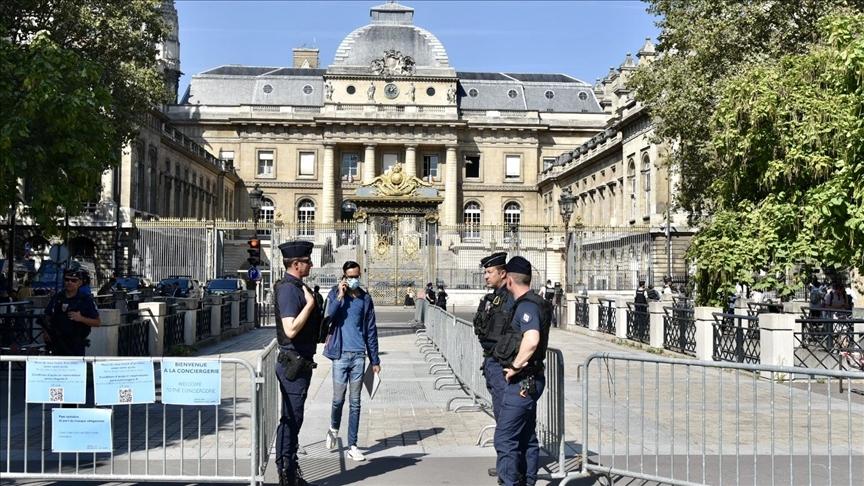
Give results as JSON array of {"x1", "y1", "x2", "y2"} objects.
[
  {"x1": 297, "y1": 199, "x2": 315, "y2": 237},
  {"x1": 641, "y1": 154, "x2": 651, "y2": 217},
  {"x1": 463, "y1": 201, "x2": 481, "y2": 241},
  {"x1": 627, "y1": 157, "x2": 636, "y2": 221},
  {"x1": 503, "y1": 202, "x2": 521, "y2": 241},
  {"x1": 260, "y1": 197, "x2": 275, "y2": 232}
]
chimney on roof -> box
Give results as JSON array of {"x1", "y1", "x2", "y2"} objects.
[{"x1": 293, "y1": 48, "x2": 319, "y2": 69}]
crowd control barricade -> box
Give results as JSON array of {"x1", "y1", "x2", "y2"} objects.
[
  {"x1": 1, "y1": 355, "x2": 259, "y2": 485},
  {"x1": 562, "y1": 352, "x2": 864, "y2": 486},
  {"x1": 416, "y1": 302, "x2": 568, "y2": 478},
  {"x1": 255, "y1": 339, "x2": 280, "y2": 479}
]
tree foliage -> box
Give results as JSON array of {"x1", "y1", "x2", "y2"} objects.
[
  {"x1": 687, "y1": 12, "x2": 864, "y2": 304},
  {"x1": 0, "y1": 0, "x2": 167, "y2": 233}
]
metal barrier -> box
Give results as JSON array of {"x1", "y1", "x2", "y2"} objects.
[
  {"x1": 416, "y1": 301, "x2": 567, "y2": 479},
  {"x1": 564, "y1": 352, "x2": 864, "y2": 486},
  {"x1": 0, "y1": 309, "x2": 45, "y2": 355},
  {"x1": 794, "y1": 317, "x2": 864, "y2": 370},
  {"x1": 598, "y1": 298, "x2": 616, "y2": 335},
  {"x1": 0, "y1": 355, "x2": 259, "y2": 484},
  {"x1": 574, "y1": 296, "x2": 589, "y2": 328},
  {"x1": 663, "y1": 305, "x2": 696, "y2": 356},
  {"x1": 712, "y1": 312, "x2": 760, "y2": 364},
  {"x1": 257, "y1": 302, "x2": 274, "y2": 328},
  {"x1": 255, "y1": 339, "x2": 280, "y2": 479},
  {"x1": 196, "y1": 306, "x2": 212, "y2": 341},
  {"x1": 625, "y1": 302, "x2": 649, "y2": 344}
]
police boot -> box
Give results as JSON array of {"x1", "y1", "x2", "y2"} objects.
[
  {"x1": 278, "y1": 468, "x2": 296, "y2": 486},
  {"x1": 295, "y1": 466, "x2": 316, "y2": 486}
]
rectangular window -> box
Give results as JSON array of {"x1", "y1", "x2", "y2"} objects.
[
  {"x1": 219, "y1": 150, "x2": 234, "y2": 169},
  {"x1": 422, "y1": 154, "x2": 439, "y2": 180},
  {"x1": 299, "y1": 151, "x2": 315, "y2": 176},
  {"x1": 464, "y1": 154, "x2": 480, "y2": 179},
  {"x1": 341, "y1": 153, "x2": 359, "y2": 181},
  {"x1": 257, "y1": 150, "x2": 274, "y2": 177},
  {"x1": 382, "y1": 153, "x2": 398, "y2": 173},
  {"x1": 505, "y1": 155, "x2": 521, "y2": 179}
]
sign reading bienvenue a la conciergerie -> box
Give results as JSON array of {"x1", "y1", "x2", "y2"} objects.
[
  {"x1": 26, "y1": 358, "x2": 87, "y2": 404},
  {"x1": 52, "y1": 408, "x2": 113, "y2": 453},
  {"x1": 161, "y1": 359, "x2": 222, "y2": 405},
  {"x1": 93, "y1": 360, "x2": 156, "y2": 406}
]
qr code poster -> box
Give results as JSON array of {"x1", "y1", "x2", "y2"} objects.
[
  {"x1": 25, "y1": 359, "x2": 87, "y2": 404},
  {"x1": 93, "y1": 360, "x2": 156, "y2": 406}
]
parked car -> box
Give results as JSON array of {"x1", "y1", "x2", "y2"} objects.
[
  {"x1": 112, "y1": 275, "x2": 154, "y2": 298},
  {"x1": 205, "y1": 277, "x2": 246, "y2": 295},
  {"x1": 155, "y1": 276, "x2": 203, "y2": 299}
]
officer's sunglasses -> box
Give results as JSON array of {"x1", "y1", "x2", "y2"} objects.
[{"x1": 64, "y1": 277, "x2": 80, "y2": 283}]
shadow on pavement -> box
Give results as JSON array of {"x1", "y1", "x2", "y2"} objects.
[
  {"x1": 315, "y1": 453, "x2": 426, "y2": 485},
  {"x1": 363, "y1": 426, "x2": 445, "y2": 455}
]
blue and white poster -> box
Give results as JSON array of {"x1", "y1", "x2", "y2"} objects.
[
  {"x1": 161, "y1": 359, "x2": 222, "y2": 405},
  {"x1": 93, "y1": 360, "x2": 156, "y2": 406},
  {"x1": 52, "y1": 408, "x2": 113, "y2": 453},
  {"x1": 26, "y1": 358, "x2": 87, "y2": 404}
]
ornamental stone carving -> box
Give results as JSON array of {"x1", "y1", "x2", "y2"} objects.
[
  {"x1": 359, "y1": 163, "x2": 433, "y2": 197},
  {"x1": 370, "y1": 49, "x2": 416, "y2": 76}
]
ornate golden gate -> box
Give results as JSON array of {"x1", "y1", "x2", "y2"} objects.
[{"x1": 363, "y1": 214, "x2": 431, "y2": 305}]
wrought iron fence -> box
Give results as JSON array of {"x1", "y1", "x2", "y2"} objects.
[
  {"x1": 598, "y1": 298, "x2": 616, "y2": 335},
  {"x1": 566, "y1": 225, "x2": 660, "y2": 291},
  {"x1": 118, "y1": 314, "x2": 149, "y2": 356},
  {"x1": 712, "y1": 313, "x2": 760, "y2": 364},
  {"x1": 163, "y1": 308, "x2": 185, "y2": 349},
  {"x1": 221, "y1": 303, "x2": 232, "y2": 332},
  {"x1": 800, "y1": 306, "x2": 853, "y2": 320},
  {"x1": 625, "y1": 302, "x2": 650, "y2": 344},
  {"x1": 196, "y1": 305, "x2": 212, "y2": 340},
  {"x1": 794, "y1": 317, "x2": 864, "y2": 370},
  {"x1": 0, "y1": 308, "x2": 44, "y2": 355},
  {"x1": 239, "y1": 298, "x2": 248, "y2": 324},
  {"x1": 663, "y1": 305, "x2": 696, "y2": 356},
  {"x1": 746, "y1": 301, "x2": 783, "y2": 316},
  {"x1": 574, "y1": 296, "x2": 589, "y2": 327}
]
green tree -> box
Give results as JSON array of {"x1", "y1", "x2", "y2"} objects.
[
  {"x1": 687, "y1": 12, "x2": 864, "y2": 304},
  {"x1": 0, "y1": 0, "x2": 167, "y2": 233}
]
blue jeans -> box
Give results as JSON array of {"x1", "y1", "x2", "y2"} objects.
[{"x1": 331, "y1": 351, "x2": 365, "y2": 447}]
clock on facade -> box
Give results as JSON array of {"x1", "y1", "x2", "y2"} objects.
[{"x1": 384, "y1": 83, "x2": 399, "y2": 99}]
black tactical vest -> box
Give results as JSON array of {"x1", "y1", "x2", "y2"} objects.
[
  {"x1": 492, "y1": 290, "x2": 552, "y2": 371},
  {"x1": 473, "y1": 287, "x2": 514, "y2": 353},
  {"x1": 273, "y1": 275, "x2": 322, "y2": 348}
]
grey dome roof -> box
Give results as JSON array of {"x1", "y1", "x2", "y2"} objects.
[{"x1": 328, "y1": 2, "x2": 455, "y2": 77}]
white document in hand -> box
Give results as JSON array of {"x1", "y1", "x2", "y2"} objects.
[{"x1": 362, "y1": 363, "x2": 381, "y2": 400}]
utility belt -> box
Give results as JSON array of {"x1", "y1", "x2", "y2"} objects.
[{"x1": 277, "y1": 349, "x2": 317, "y2": 380}]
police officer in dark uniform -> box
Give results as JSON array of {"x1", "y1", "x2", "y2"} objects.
[
  {"x1": 273, "y1": 240, "x2": 323, "y2": 486},
  {"x1": 492, "y1": 256, "x2": 552, "y2": 486},
  {"x1": 44, "y1": 268, "x2": 101, "y2": 356}
]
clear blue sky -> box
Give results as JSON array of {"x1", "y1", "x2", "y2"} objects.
[{"x1": 175, "y1": 0, "x2": 660, "y2": 95}]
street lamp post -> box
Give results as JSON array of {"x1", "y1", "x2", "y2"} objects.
[{"x1": 558, "y1": 187, "x2": 575, "y2": 292}]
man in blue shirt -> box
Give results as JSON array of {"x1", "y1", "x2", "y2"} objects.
[
  {"x1": 44, "y1": 268, "x2": 101, "y2": 356},
  {"x1": 322, "y1": 260, "x2": 380, "y2": 462}
]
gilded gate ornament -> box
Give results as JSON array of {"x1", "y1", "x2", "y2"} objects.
[{"x1": 362, "y1": 163, "x2": 432, "y2": 197}]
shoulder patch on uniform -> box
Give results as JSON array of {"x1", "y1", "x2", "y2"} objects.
[{"x1": 522, "y1": 312, "x2": 530, "y2": 322}]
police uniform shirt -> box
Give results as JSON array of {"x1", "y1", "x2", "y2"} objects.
[
  {"x1": 276, "y1": 274, "x2": 317, "y2": 359},
  {"x1": 46, "y1": 290, "x2": 99, "y2": 339},
  {"x1": 513, "y1": 299, "x2": 542, "y2": 336}
]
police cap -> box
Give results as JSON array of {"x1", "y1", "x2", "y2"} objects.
[
  {"x1": 278, "y1": 240, "x2": 314, "y2": 259},
  {"x1": 63, "y1": 268, "x2": 86, "y2": 279},
  {"x1": 505, "y1": 256, "x2": 532, "y2": 275},
  {"x1": 480, "y1": 252, "x2": 507, "y2": 268}
]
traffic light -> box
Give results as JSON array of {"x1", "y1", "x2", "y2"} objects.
[{"x1": 247, "y1": 238, "x2": 261, "y2": 267}]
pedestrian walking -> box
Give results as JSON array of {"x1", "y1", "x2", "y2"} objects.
[
  {"x1": 322, "y1": 261, "x2": 381, "y2": 462},
  {"x1": 492, "y1": 256, "x2": 553, "y2": 486},
  {"x1": 471, "y1": 252, "x2": 514, "y2": 478},
  {"x1": 273, "y1": 240, "x2": 323, "y2": 486},
  {"x1": 435, "y1": 284, "x2": 448, "y2": 309},
  {"x1": 43, "y1": 268, "x2": 101, "y2": 356},
  {"x1": 425, "y1": 282, "x2": 436, "y2": 306}
]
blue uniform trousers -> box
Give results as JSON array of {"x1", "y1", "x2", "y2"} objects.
[
  {"x1": 275, "y1": 359, "x2": 313, "y2": 476},
  {"x1": 483, "y1": 357, "x2": 506, "y2": 419},
  {"x1": 494, "y1": 373, "x2": 545, "y2": 486}
]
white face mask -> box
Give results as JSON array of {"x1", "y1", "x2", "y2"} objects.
[{"x1": 346, "y1": 277, "x2": 360, "y2": 290}]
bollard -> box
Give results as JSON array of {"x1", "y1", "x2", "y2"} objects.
[
  {"x1": 183, "y1": 309, "x2": 197, "y2": 345},
  {"x1": 614, "y1": 297, "x2": 628, "y2": 340},
  {"x1": 88, "y1": 308, "x2": 121, "y2": 357},
  {"x1": 138, "y1": 301, "x2": 167, "y2": 356},
  {"x1": 693, "y1": 306, "x2": 721, "y2": 361},
  {"x1": 208, "y1": 295, "x2": 223, "y2": 338},
  {"x1": 648, "y1": 301, "x2": 665, "y2": 350},
  {"x1": 588, "y1": 301, "x2": 599, "y2": 332},
  {"x1": 565, "y1": 293, "x2": 577, "y2": 330}
]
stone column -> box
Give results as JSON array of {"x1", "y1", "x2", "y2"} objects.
[
  {"x1": 405, "y1": 144, "x2": 418, "y2": 179},
  {"x1": 138, "y1": 301, "x2": 166, "y2": 357},
  {"x1": 443, "y1": 145, "x2": 458, "y2": 226},
  {"x1": 759, "y1": 313, "x2": 797, "y2": 375},
  {"x1": 614, "y1": 296, "x2": 629, "y2": 339},
  {"x1": 694, "y1": 306, "x2": 721, "y2": 361},
  {"x1": 648, "y1": 301, "x2": 665, "y2": 350},
  {"x1": 363, "y1": 144, "x2": 376, "y2": 184},
  {"x1": 322, "y1": 144, "x2": 335, "y2": 224}
]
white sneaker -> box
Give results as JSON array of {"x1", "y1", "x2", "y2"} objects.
[
  {"x1": 325, "y1": 428, "x2": 338, "y2": 451},
  {"x1": 347, "y1": 445, "x2": 366, "y2": 462}
]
